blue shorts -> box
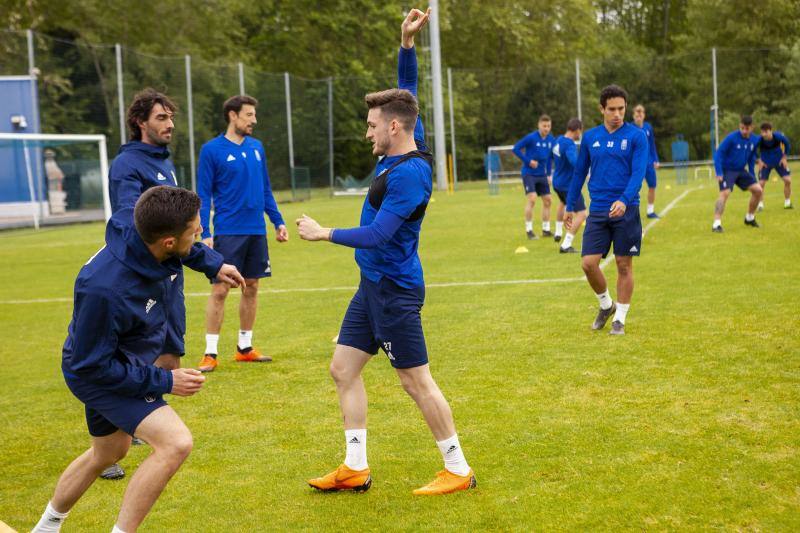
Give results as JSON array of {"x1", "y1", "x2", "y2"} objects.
[
  {"x1": 212, "y1": 234, "x2": 270, "y2": 282},
  {"x1": 645, "y1": 165, "x2": 657, "y2": 188},
  {"x1": 64, "y1": 375, "x2": 167, "y2": 437},
  {"x1": 522, "y1": 175, "x2": 550, "y2": 196},
  {"x1": 163, "y1": 270, "x2": 186, "y2": 356},
  {"x1": 582, "y1": 208, "x2": 642, "y2": 258},
  {"x1": 720, "y1": 170, "x2": 757, "y2": 191},
  {"x1": 554, "y1": 187, "x2": 586, "y2": 212},
  {"x1": 338, "y1": 276, "x2": 428, "y2": 369},
  {"x1": 759, "y1": 164, "x2": 791, "y2": 181}
]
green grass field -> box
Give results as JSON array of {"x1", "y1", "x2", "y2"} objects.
[{"x1": 1, "y1": 168, "x2": 799, "y2": 531}]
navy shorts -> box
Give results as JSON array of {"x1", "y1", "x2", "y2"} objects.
[
  {"x1": 163, "y1": 269, "x2": 186, "y2": 356},
  {"x1": 64, "y1": 375, "x2": 167, "y2": 437},
  {"x1": 759, "y1": 164, "x2": 791, "y2": 181},
  {"x1": 720, "y1": 170, "x2": 757, "y2": 191},
  {"x1": 582, "y1": 208, "x2": 642, "y2": 258},
  {"x1": 522, "y1": 175, "x2": 550, "y2": 196},
  {"x1": 645, "y1": 165, "x2": 657, "y2": 188},
  {"x1": 212, "y1": 234, "x2": 270, "y2": 282},
  {"x1": 338, "y1": 276, "x2": 428, "y2": 369},
  {"x1": 554, "y1": 187, "x2": 586, "y2": 212}
]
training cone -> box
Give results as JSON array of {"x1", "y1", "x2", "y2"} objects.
[
  {"x1": 665, "y1": 184, "x2": 672, "y2": 190},
  {"x1": 429, "y1": 197, "x2": 436, "y2": 202},
  {"x1": 515, "y1": 246, "x2": 529, "y2": 254}
]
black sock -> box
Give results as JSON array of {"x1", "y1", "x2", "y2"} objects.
[
  {"x1": 205, "y1": 353, "x2": 217, "y2": 359},
  {"x1": 237, "y1": 345, "x2": 253, "y2": 354}
]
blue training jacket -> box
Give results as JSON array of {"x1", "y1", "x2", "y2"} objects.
[
  {"x1": 567, "y1": 122, "x2": 648, "y2": 213},
  {"x1": 62, "y1": 219, "x2": 178, "y2": 397},
  {"x1": 513, "y1": 131, "x2": 555, "y2": 177},
  {"x1": 714, "y1": 131, "x2": 759, "y2": 176},
  {"x1": 758, "y1": 131, "x2": 791, "y2": 166},
  {"x1": 551, "y1": 135, "x2": 579, "y2": 191},
  {"x1": 197, "y1": 135, "x2": 285, "y2": 239},
  {"x1": 108, "y1": 141, "x2": 223, "y2": 278}
]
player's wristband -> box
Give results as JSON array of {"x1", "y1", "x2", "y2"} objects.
[{"x1": 328, "y1": 228, "x2": 334, "y2": 242}]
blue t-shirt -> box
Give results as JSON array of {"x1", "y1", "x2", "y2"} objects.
[
  {"x1": 513, "y1": 131, "x2": 555, "y2": 177},
  {"x1": 354, "y1": 155, "x2": 432, "y2": 289},
  {"x1": 551, "y1": 135, "x2": 579, "y2": 191},
  {"x1": 197, "y1": 134, "x2": 285, "y2": 239},
  {"x1": 567, "y1": 122, "x2": 648, "y2": 213},
  {"x1": 758, "y1": 131, "x2": 790, "y2": 166},
  {"x1": 714, "y1": 131, "x2": 759, "y2": 176}
]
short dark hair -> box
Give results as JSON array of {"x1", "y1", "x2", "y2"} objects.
[
  {"x1": 127, "y1": 88, "x2": 177, "y2": 141},
  {"x1": 740, "y1": 115, "x2": 753, "y2": 126},
  {"x1": 599, "y1": 85, "x2": 628, "y2": 107},
  {"x1": 223, "y1": 95, "x2": 258, "y2": 123},
  {"x1": 134, "y1": 186, "x2": 200, "y2": 244},
  {"x1": 538, "y1": 114, "x2": 551, "y2": 123},
  {"x1": 566, "y1": 118, "x2": 583, "y2": 132},
  {"x1": 760, "y1": 121, "x2": 772, "y2": 131},
  {"x1": 364, "y1": 88, "x2": 418, "y2": 132}
]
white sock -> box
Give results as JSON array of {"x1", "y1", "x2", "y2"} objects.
[
  {"x1": 712, "y1": 219, "x2": 722, "y2": 228},
  {"x1": 542, "y1": 221, "x2": 551, "y2": 232},
  {"x1": 786, "y1": 198, "x2": 792, "y2": 207},
  {"x1": 33, "y1": 502, "x2": 69, "y2": 532},
  {"x1": 205, "y1": 334, "x2": 219, "y2": 355},
  {"x1": 758, "y1": 201, "x2": 764, "y2": 208},
  {"x1": 525, "y1": 220, "x2": 533, "y2": 232},
  {"x1": 614, "y1": 303, "x2": 630, "y2": 324},
  {"x1": 562, "y1": 232, "x2": 574, "y2": 249},
  {"x1": 437, "y1": 434, "x2": 470, "y2": 476},
  {"x1": 555, "y1": 221, "x2": 563, "y2": 237},
  {"x1": 745, "y1": 212, "x2": 755, "y2": 221},
  {"x1": 647, "y1": 203, "x2": 655, "y2": 214},
  {"x1": 112, "y1": 526, "x2": 127, "y2": 533},
  {"x1": 344, "y1": 429, "x2": 368, "y2": 470},
  {"x1": 238, "y1": 330, "x2": 253, "y2": 350},
  {"x1": 595, "y1": 289, "x2": 613, "y2": 310}
]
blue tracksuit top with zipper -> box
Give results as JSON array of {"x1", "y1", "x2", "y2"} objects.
[
  {"x1": 758, "y1": 131, "x2": 791, "y2": 166},
  {"x1": 62, "y1": 221, "x2": 178, "y2": 398},
  {"x1": 567, "y1": 122, "x2": 648, "y2": 213},
  {"x1": 513, "y1": 131, "x2": 555, "y2": 177},
  {"x1": 714, "y1": 131, "x2": 759, "y2": 176},
  {"x1": 108, "y1": 141, "x2": 223, "y2": 278},
  {"x1": 552, "y1": 135, "x2": 579, "y2": 191},
  {"x1": 197, "y1": 135, "x2": 285, "y2": 239},
  {"x1": 635, "y1": 121, "x2": 659, "y2": 163}
]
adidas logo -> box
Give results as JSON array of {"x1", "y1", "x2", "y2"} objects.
[
  {"x1": 349, "y1": 437, "x2": 360, "y2": 444},
  {"x1": 227, "y1": 154, "x2": 236, "y2": 162},
  {"x1": 156, "y1": 172, "x2": 167, "y2": 181},
  {"x1": 446, "y1": 445, "x2": 458, "y2": 454},
  {"x1": 592, "y1": 140, "x2": 601, "y2": 148},
  {"x1": 629, "y1": 245, "x2": 638, "y2": 252},
  {"x1": 145, "y1": 298, "x2": 156, "y2": 314}
]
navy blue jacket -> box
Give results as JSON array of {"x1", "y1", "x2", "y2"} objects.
[
  {"x1": 109, "y1": 141, "x2": 223, "y2": 277},
  {"x1": 62, "y1": 220, "x2": 178, "y2": 397}
]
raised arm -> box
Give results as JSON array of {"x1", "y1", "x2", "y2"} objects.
[{"x1": 400, "y1": 8, "x2": 430, "y2": 151}]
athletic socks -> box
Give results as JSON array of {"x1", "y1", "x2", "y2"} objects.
[
  {"x1": 647, "y1": 204, "x2": 655, "y2": 215},
  {"x1": 786, "y1": 198, "x2": 792, "y2": 207},
  {"x1": 238, "y1": 330, "x2": 253, "y2": 351},
  {"x1": 555, "y1": 221, "x2": 563, "y2": 237},
  {"x1": 596, "y1": 289, "x2": 613, "y2": 310},
  {"x1": 712, "y1": 219, "x2": 722, "y2": 229},
  {"x1": 344, "y1": 429, "x2": 368, "y2": 471},
  {"x1": 614, "y1": 303, "x2": 630, "y2": 324},
  {"x1": 562, "y1": 232, "x2": 574, "y2": 249},
  {"x1": 542, "y1": 221, "x2": 551, "y2": 232},
  {"x1": 436, "y1": 434, "x2": 471, "y2": 477},
  {"x1": 112, "y1": 526, "x2": 127, "y2": 533},
  {"x1": 745, "y1": 213, "x2": 755, "y2": 222},
  {"x1": 525, "y1": 220, "x2": 533, "y2": 232},
  {"x1": 33, "y1": 502, "x2": 69, "y2": 532},
  {"x1": 205, "y1": 334, "x2": 219, "y2": 356}
]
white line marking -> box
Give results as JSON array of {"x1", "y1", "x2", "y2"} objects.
[{"x1": 1, "y1": 188, "x2": 701, "y2": 305}]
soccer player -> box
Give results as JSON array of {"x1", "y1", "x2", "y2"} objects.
[
  {"x1": 756, "y1": 122, "x2": 792, "y2": 210},
  {"x1": 103, "y1": 88, "x2": 243, "y2": 480},
  {"x1": 552, "y1": 118, "x2": 585, "y2": 253},
  {"x1": 197, "y1": 95, "x2": 289, "y2": 372},
  {"x1": 712, "y1": 115, "x2": 763, "y2": 232},
  {"x1": 32, "y1": 187, "x2": 209, "y2": 533},
  {"x1": 632, "y1": 104, "x2": 661, "y2": 218},
  {"x1": 297, "y1": 9, "x2": 476, "y2": 496},
  {"x1": 565, "y1": 85, "x2": 648, "y2": 336},
  {"x1": 513, "y1": 114, "x2": 555, "y2": 239}
]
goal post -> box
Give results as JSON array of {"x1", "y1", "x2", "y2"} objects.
[{"x1": 485, "y1": 145, "x2": 518, "y2": 195}]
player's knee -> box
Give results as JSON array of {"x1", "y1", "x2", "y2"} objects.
[
  {"x1": 329, "y1": 360, "x2": 353, "y2": 385},
  {"x1": 542, "y1": 196, "x2": 551, "y2": 207},
  {"x1": 92, "y1": 442, "x2": 129, "y2": 467},
  {"x1": 581, "y1": 258, "x2": 597, "y2": 274},
  {"x1": 165, "y1": 431, "x2": 193, "y2": 462},
  {"x1": 210, "y1": 285, "x2": 229, "y2": 301},
  {"x1": 615, "y1": 260, "x2": 633, "y2": 277}
]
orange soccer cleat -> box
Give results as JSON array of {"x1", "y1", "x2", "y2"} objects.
[
  {"x1": 412, "y1": 469, "x2": 477, "y2": 495},
  {"x1": 197, "y1": 354, "x2": 218, "y2": 373},
  {"x1": 307, "y1": 464, "x2": 372, "y2": 492},
  {"x1": 234, "y1": 347, "x2": 273, "y2": 363}
]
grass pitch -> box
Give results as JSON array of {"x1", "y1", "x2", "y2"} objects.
[{"x1": 1, "y1": 167, "x2": 799, "y2": 531}]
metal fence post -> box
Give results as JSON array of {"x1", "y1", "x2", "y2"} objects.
[
  {"x1": 238, "y1": 62, "x2": 245, "y2": 95},
  {"x1": 575, "y1": 58, "x2": 582, "y2": 122},
  {"x1": 327, "y1": 76, "x2": 334, "y2": 195},
  {"x1": 428, "y1": 0, "x2": 448, "y2": 190},
  {"x1": 115, "y1": 44, "x2": 126, "y2": 145},
  {"x1": 284, "y1": 72, "x2": 295, "y2": 187},
  {"x1": 711, "y1": 47, "x2": 719, "y2": 151},
  {"x1": 26, "y1": 29, "x2": 44, "y2": 219},
  {"x1": 185, "y1": 54, "x2": 196, "y2": 191},
  {"x1": 447, "y1": 67, "x2": 457, "y2": 188}
]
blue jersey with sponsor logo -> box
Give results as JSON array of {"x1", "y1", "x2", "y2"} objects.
[
  {"x1": 513, "y1": 131, "x2": 555, "y2": 177},
  {"x1": 197, "y1": 134, "x2": 285, "y2": 239},
  {"x1": 567, "y1": 122, "x2": 648, "y2": 213},
  {"x1": 714, "y1": 130, "x2": 759, "y2": 176},
  {"x1": 552, "y1": 135, "x2": 579, "y2": 191}
]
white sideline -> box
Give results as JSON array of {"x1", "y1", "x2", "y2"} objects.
[{"x1": 1, "y1": 187, "x2": 701, "y2": 305}]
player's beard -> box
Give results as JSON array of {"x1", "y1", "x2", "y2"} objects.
[
  {"x1": 372, "y1": 136, "x2": 390, "y2": 156},
  {"x1": 145, "y1": 126, "x2": 171, "y2": 147},
  {"x1": 235, "y1": 124, "x2": 254, "y2": 137}
]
